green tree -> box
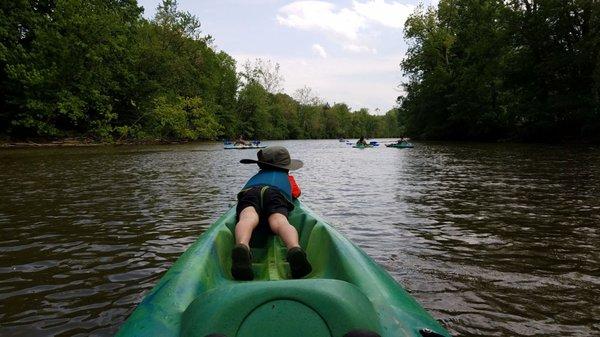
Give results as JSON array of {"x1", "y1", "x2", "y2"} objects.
[
  {"x1": 145, "y1": 95, "x2": 222, "y2": 140},
  {"x1": 236, "y1": 82, "x2": 272, "y2": 139},
  {"x1": 0, "y1": 0, "x2": 406, "y2": 142},
  {"x1": 1, "y1": 0, "x2": 143, "y2": 138},
  {"x1": 130, "y1": 0, "x2": 235, "y2": 140},
  {"x1": 400, "y1": 0, "x2": 600, "y2": 142},
  {"x1": 401, "y1": 5, "x2": 456, "y2": 139},
  {"x1": 273, "y1": 93, "x2": 303, "y2": 139}
]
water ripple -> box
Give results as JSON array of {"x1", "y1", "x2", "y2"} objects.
[{"x1": 1, "y1": 140, "x2": 599, "y2": 336}]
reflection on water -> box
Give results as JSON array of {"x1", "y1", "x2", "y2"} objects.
[{"x1": 1, "y1": 140, "x2": 599, "y2": 336}]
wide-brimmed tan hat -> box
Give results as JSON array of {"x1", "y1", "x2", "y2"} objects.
[{"x1": 240, "y1": 146, "x2": 303, "y2": 171}]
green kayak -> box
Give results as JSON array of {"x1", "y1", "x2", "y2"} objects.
[
  {"x1": 385, "y1": 142, "x2": 414, "y2": 149},
  {"x1": 117, "y1": 201, "x2": 450, "y2": 337}
]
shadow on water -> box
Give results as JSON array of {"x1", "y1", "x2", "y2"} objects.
[{"x1": 1, "y1": 140, "x2": 599, "y2": 336}]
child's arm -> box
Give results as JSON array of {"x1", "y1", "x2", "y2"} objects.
[{"x1": 288, "y1": 175, "x2": 301, "y2": 198}]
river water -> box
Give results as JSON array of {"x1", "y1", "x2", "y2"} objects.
[{"x1": 1, "y1": 140, "x2": 599, "y2": 336}]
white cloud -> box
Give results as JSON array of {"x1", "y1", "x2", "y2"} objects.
[
  {"x1": 311, "y1": 43, "x2": 328, "y2": 58},
  {"x1": 343, "y1": 44, "x2": 377, "y2": 54},
  {"x1": 352, "y1": 0, "x2": 415, "y2": 29},
  {"x1": 277, "y1": 1, "x2": 414, "y2": 54},
  {"x1": 277, "y1": 1, "x2": 366, "y2": 40}
]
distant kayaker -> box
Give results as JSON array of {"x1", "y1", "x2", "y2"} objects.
[
  {"x1": 231, "y1": 146, "x2": 312, "y2": 281},
  {"x1": 234, "y1": 135, "x2": 250, "y2": 146},
  {"x1": 357, "y1": 136, "x2": 369, "y2": 146}
]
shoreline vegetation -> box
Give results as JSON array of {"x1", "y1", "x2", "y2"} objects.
[
  {"x1": 2, "y1": 0, "x2": 599, "y2": 144},
  {"x1": 400, "y1": 1, "x2": 600, "y2": 143},
  {"x1": 0, "y1": 137, "x2": 192, "y2": 148},
  {"x1": 3, "y1": 137, "x2": 597, "y2": 149},
  {"x1": 1, "y1": 0, "x2": 401, "y2": 144}
]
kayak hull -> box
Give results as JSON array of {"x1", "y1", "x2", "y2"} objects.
[
  {"x1": 224, "y1": 144, "x2": 266, "y2": 150},
  {"x1": 352, "y1": 145, "x2": 375, "y2": 148},
  {"x1": 386, "y1": 143, "x2": 414, "y2": 148},
  {"x1": 116, "y1": 202, "x2": 450, "y2": 337}
]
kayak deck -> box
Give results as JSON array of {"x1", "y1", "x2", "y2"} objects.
[
  {"x1": 117, "y1": 202, "x2": 450, "y2": 337},
  {"x1": 245, "y1": 235, "x2": 289, "y2": 281}
]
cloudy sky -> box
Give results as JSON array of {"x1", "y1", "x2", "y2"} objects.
[{"x1": 138, "y1": 0, "x2": 437, "y2": 114}]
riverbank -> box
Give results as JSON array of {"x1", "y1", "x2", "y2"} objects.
[
  {"x1": 0, "y1": 138, "x2": 192, "y2": 148},
  {"x1": 3, "y1": 137, "x2": 597, "y2": 148}
]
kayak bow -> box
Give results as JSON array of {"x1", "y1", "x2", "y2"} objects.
[{"x1": 117, "y1": 201, "x2": 450, "y2": 337}]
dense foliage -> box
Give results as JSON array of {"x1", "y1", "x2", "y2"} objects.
[
  {"x1": 0, "y1": 0, "x2": 399, "y2": 141},
  {"x1": 399, "y1": 0, "x2": 600, "y2": 142}
]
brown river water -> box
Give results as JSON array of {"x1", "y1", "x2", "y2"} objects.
[{"x1": 1, "y1": 140, "x2": 599, "y2": 336}]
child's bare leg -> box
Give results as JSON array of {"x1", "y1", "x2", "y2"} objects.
[
  {"x1": 235, "y1": 206, "x2": 259, "y2": 247},
  {"x1": 269, "y1": 213, "x2": 312, "y2": 278},
  {"x1": 267, "y1": 213, "x2": 299, "y2": 249},
  {"x1": 231, "y1": 206, "x2": 259, "y2": 281}
]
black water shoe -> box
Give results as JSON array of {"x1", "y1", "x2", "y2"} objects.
[
  {"x1": 287, "y1": 247, "x2": 312, "y2": 279},
  {"x1": 231, "y1": 244, "x2": 253, "y2": 281}
]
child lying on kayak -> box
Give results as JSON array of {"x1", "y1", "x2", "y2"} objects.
[{"x1": 232, "y1": 146, "x2": 312, "y2": 281}]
